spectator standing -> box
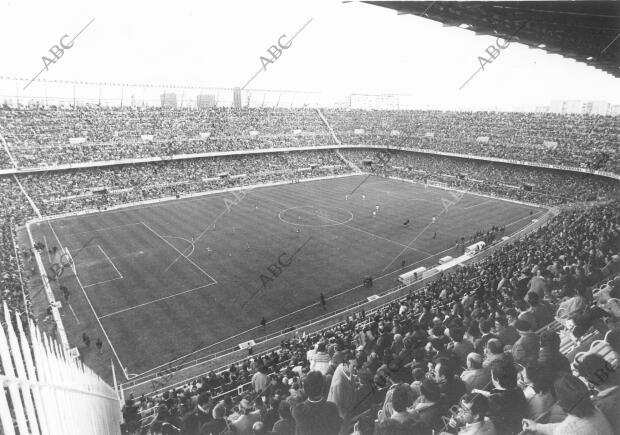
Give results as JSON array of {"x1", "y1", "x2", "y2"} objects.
[
  {"x1": 292, "y1": 371, "x2": 342, "y2": 435},
  {"x1": 252, "y1": 365, "x2": 270, "y2": 394},
  {"x1": 327, "y1": 358, "x2": 357, "y2": 435}
]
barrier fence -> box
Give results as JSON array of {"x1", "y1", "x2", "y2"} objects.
[{"x1": 0, "y1": 302, "x2": 121, "y2": 435}]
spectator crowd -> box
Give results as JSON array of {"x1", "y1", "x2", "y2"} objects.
[
  {"x1": 342, "y1": 150, "x2": 619, "y2": 206},
  {"x1": 121, "y1": 200, "x2": 620, "y2": 435},
  {"x1": 0, "y1": 106, "x2": 618, "y2": 174},
  {"x1": 0, "y1": 105, "x2": 618, "y2": 435}
]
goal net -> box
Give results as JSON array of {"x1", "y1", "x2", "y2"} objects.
[
  {"x1": 60, "y1": 246, "x2": 76, "y2": 276},
  {"x1": 427, "y1": 180, "x2": 448, "y2": 189}
]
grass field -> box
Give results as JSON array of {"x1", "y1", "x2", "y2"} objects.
[{"x1": 28, "y1": 175, "x2": 546, "y2": 382}]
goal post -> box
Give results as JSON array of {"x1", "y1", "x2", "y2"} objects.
[{"x1": 61, "y1": 246, "x2": 77, "y2": 275}]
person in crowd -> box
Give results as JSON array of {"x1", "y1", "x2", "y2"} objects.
[
  {"x1": 511, "y1": 319, "x2": 539, "y2": 365},
  {"x1": 519, "y1": 362, "x2": 564, "y2": 422},
  {"x1": 309, "y1": 342, "x2": 331, "y2": 375},
  {"x1": 272, "y1": 400, "x2": 295, "y2": 435},
  {"x1": 231, "y1": 398, "x2": 261, "y2": 435},
  {"x1": 327, "y1": 356, "x2": 358, "y2": 434},
  {"x1": 483, "y1": 338, "x2": 511, "y2": 369},
  {"x1": 494, "y1": 316, "x2": 519, "y2": 348},
  {"x1": 522, "y1": 374, "x2": 613, "y2": 435},
  {"x1": 199, "y1": 404, "x2": 228, "y2": 435},
  {"x1": 292, "y1": 371, "x2": 342, "y2": 435},
  {"x1": 433, "y1": 357, "x2": 467, "y2": 411},
  {"x1": 448, "y1": 326, "x2": 474, "y2": 367},
  {"x1": 537, "y1": 330, "x2": 571, "y2": 377},
  {"x1": 448, "y1": 392, "x2": 497, "y2": 435},
  {"x1": 461, "y1": 352, "x2": 491, "y2": 393},
  {"x1": 474, "y1": 319, "x2": 498, "y2": 355},
  {"x1": 484, "y1": 359, "x2": 528, "y2": 435},
  {"x1": 574, "y1": 353, "x2": 620, "y2": 429},
  {"x1": 408, "y1": 379, "x2": 443, "y2": 431}
]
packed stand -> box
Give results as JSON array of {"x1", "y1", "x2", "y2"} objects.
[
  {"x1": 2, "y1": 106, "x2": 619, "y2": 175},
  {"x1": 324, "y1": 109, "x2": 620, "y2": 174},
  {"x1": 0, "y1": 106, "x2": 335, "y2": 168},
  {"x1": 11, "y1": 149, "x2": 620, "y2": 220},
  {"x1": 15, "y1": 150, "x2": 350, "y2": 216},
  {"x1": 122, "y1": 200, "x2": 620, "y2": 435},
  {"x1": 0, "y1": 177, "x2": 34, "y2": 327},
  {"x1": 342, "y1": 150, "x2": 620, "y2": 206}
]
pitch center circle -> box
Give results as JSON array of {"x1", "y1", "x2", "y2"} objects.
[{"x1": 278, "y1": 206, "x2": 354, "y2": 227}]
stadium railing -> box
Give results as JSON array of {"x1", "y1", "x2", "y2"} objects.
[{"x1": 0, "y1": 302, "x2": 121, "y2": 435}]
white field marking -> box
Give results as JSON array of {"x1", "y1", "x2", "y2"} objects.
[
  {"x1": 140, "y1": 222, "x2": 218, "y2": 283},
  {"x1": 42, "y1": 235, "x2": 52, "y2": 262},
  {"x1": 47, "y1": 220, "x2": 129, "y2": 379},
  {"x1": 82, "y1": 277, "x2": 124, "y2": 288},
  {"x1": 45, "y1": 190, "x2": 245, "y2": 224},
  {"x1": 382, "y1": 219, "x2": 436, "y2": 272},
  {"x1": 59, "y1": 221, "x2": 143, "y2": 237},
  {"x1": 316, "y1": 211, "x2": 434, "y2": 256},
  {"x1": 460, "y1": 199, "x2": 493, "y2": 210},
  {"x1": 132, "y1": 185, "x2": 543, "y2": 377},
  {"x1": 68, "y1": 304, "x2": 80, "y2": 324},
  {"x1": 161, "y1": 191, "x2": 250, "y2": 272},
  {"x1": 97, "y1": 245, "x2": 123, "y2": 279},
  {"x1": 131, "y1": 222, "x2": 456, "y2": 379},
  {"x1": 504, "y1": 210, "x2": 546, "y2": 228},
  {"x1": 98, "y1": 282, "x2": 217, "y2": 319},
  {"x1": 133, "y1": 241, "x2": 460, "y2": 378},
  {"x1": 162, "y1": 235, "x2": 195, "y2": 258},
  {"x1": 261, "y1": 189, "x2": 432, "y2": 254}
]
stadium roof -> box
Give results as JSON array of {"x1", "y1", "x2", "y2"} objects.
[{"x1": 367, "y1": 1, "x2": 620, "y2": 78}]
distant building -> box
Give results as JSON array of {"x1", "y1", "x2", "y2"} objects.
[
  {"x1": 197, "y1": 94, "x2": 216, "y2": 108},
  {"x1": 348, "y1": 93, "x2": 400, "y2": 110},
  {"x1": 612, "y1": 105, "x2": 620, "y2": 116},
  {"x1": 550, "y1": 100, "x2": 582, "y2": 114},
  {"x1": 550, "y1": 100, "x2": 612, "y2": 115},
  {"x1": 535, "y1": 105, "x2": 550, "y2": 113},
  {"x1": 233, "y1": 87, "x2": 242, "y2": 109},
  {"x1": 584, "y1": 101, "x2": 611, "y2": 116},
  {"x1": 160, "y1": 93, "x2": 177, "y2": 108}
]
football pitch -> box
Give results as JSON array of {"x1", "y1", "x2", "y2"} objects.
[{"x1": 29, "y1": 175, "x2": 546, "y2": 382}]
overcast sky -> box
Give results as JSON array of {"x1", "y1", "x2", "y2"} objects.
[{"x1": 0, "y1": 0, "x2": 618, "y2": 110}]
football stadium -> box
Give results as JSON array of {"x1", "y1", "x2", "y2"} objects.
[{"x1": 1, "y1": 1, "x2": 620, "y2": 435}]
